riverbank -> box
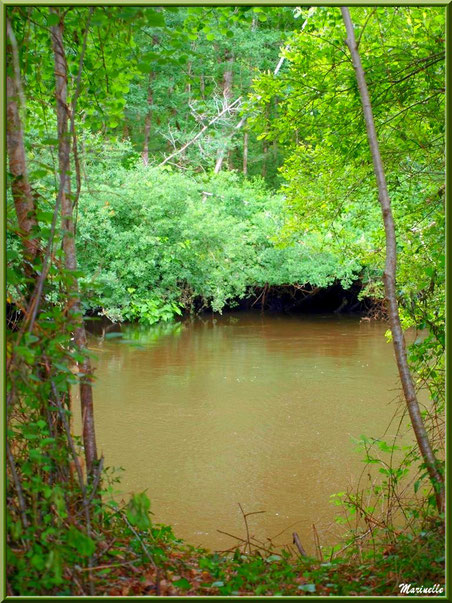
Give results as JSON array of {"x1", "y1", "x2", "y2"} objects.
[{"x1": 10, "y1": 497, "x2": 443, "y2": 597}]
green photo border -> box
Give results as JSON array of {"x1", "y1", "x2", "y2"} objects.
[{"x1": 1, "y1": 0, "x2": 450, "y2": 600}]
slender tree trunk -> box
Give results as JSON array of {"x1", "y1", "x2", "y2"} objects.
[
  {"x1": 200, "y1": 73, "x2": 205, "y2": 100},
  {"x1": 262, "y1": 103, "x2": 269, "y2": 178},
  {"x1": 6, "y1": 18, "x2": 39, "y2": 270},
  {"x1": 122, "y1": 121, "x2": 129, "y2": 141},
  {"x1": 214, "y1": 51, "x2": 234, "y2": 174},
  {"x1": 272, "y1": 98, "x2": 279, "y2": 169},
  {"x1": 51, "y1": 10, "x2": 98, "y2": 477},
  {"x1": 262, "y1": 141, "x2": 268, "y2": 178},
  {"x1": 341, "y1": 7, "x2": 444, "y2": 514},
  {"x1": 243, "y1": 130, "x2": 248, "y2": 176},
  {"x1": 186, "y1": 58, "x2": 192, "y2": 100},
  {"x1": 142, "y1": 73, "x2": 153, "y2": 167},
  {"x1": 214, "y1": 148, "x2": 226, "y2": 174},
  {"x1": 228, "y1": 153, "x2": 234, "y2": 171}
]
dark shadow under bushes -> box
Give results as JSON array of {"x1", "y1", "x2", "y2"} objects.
[{"x1": 198, "y1": 280, "x2": 376, "y2": 316}]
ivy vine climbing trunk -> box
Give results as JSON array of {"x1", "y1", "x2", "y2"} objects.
[
  {"x1": 51, "y1": 9, "x2": 98, "y2": 477},
  {"x1": 340, "y1": 6, "x2": 444, "y2": 514}
]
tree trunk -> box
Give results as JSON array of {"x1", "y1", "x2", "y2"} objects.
[
  {"x1": 6, "y1": 18, "x2": 38, "y2": 270},
  {"x1": 214, "y1": 148, "x2": 226, "y2": 174},
  {"x1": 341, "y1": 6, "x2": 444, "y2": 514},
  {"x1": 214, "y1": 50, "x2": 234, "y2": 174},
  {"x1": 186, "y1": 56, "x2": 192, "y2": 100},
  {"x1": 262, "y1": 103, "x2": 269, "y2": 178},
  {"x1": 122, "y1": 121, "x2": 129, "y2": 141},
  {"x1": 142, "y1": 73, "x2": 153, "y2": 167},
  {"x1": 51, "y1": 10, "x2": 98, "y2": 477},
  {"x1": 243, "y1": 130, "x2": 248, "y2": 176},
  {"x1": 262, "y1": 141, "x2": 268, "y2": 178},
  {"x1": 200, "y1": 73, "x2": 205, "y2": 99}
]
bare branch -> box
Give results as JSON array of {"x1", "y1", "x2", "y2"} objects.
[
  {"x1": 6, "y1": 440, "x2": 29, "y2": 529},
  {"x1": 158, "y1": 97, "x2": 242, "y2": 167}
]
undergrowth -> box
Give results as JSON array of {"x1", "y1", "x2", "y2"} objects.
[{"x1": 7, "y1": 466, "x2": 445, "y2": 597}]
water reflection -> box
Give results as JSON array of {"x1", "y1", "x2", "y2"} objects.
[{"x1": 75, "y1": 312, "x2": 412, "y2": 553}]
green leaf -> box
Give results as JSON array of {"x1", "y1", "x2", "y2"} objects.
[
  {"x1": 126, "y1": 492, "x2": 152, "y2": 530},
  {"x1": 137, "y1": 62, "x2": 153, "y2": 74},
  {"x1": 46, "y1": 549, "x2": 63, "y2": 583},
  {"x1": 147, "y1": 11, "x2": 165, "y2": 27},
  {"x1": 36, "y1": 210, "x2": 55, "y2": 224},
  {"x1": 41, "y1": 137, "x2": 59, "y2": 145},
  {"x1": 47, "y1": 13, "x2": 60, "y2": 26},
  {"x1": 30, "y1": 168, "x2": 49, "y2": 179},
  {"x1": 173, "y1": 578, "x2": 191, "y2": 590},
  {"x1": 143, "y1": 51, "x2": 159, "y2": 62},
  {"x1": 67, "y1": 526, "x2": 96, "y2": 557},
  {"x1": 31, "y1": 553, "x2": 46, "y2": 570}
]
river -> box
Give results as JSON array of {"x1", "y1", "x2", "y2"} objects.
[{"x1": 76, "y1": 312, "x2": 412, "y2": 554}]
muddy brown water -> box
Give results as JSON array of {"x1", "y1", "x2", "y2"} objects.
[{"x1": 74, "y1": 312, "x2": 414, "y2": 554}]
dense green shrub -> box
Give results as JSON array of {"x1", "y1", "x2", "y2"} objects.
[{"x1": 77, "y1": 159, "x2": 361, "y2": 323}]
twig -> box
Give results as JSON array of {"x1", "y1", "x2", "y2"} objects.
[
  {"x1": 6, "y1": 440, "x2": 29, "y2": 529},
  {"x1": 117, "y1": 509, "x2": 161, "y2": 594},
  {"x1": 238, "y1": 504, "x2": 265, "y2": 554},
  {"x1": 217, "y1": 529, "x2": 277, "y2": 556},
  {"x1": 106, "y1": 504, "x2": 158, "y2": 571},
  {"x1": 251, "y1": 287, "x2": 266, "y2": 308},
  {"x1": 78, "y1": 560, "x2": 137, "y2": 572},
  {"x1": 268, "y1": 519, "x2": 304, "y2": 541},
  {"x1": 85, "y1": 456, "x2": 104, "y2": 507},
  {"x1": 356, "y1": 8, "x2": 376, "y2": 49},
  {"x1": 332, "y1": 529, "x2": 372, "y2": 559},
  {"x1": 67, "y1": 568, "x2": 86, "y2": 596},
  {"x1": 312, "y1": 523, "x2": 323, "y2": 561},
  {"x1": 292, "y1": 532, "x2": 307, "y2": 557},
  {"x1": 239, "y1": 503, "x2": 250, "y2": 553}
]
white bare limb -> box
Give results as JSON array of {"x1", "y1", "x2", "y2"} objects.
[{"x1": 158, "y1": 96, "x2": 242, "y2": 167}]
